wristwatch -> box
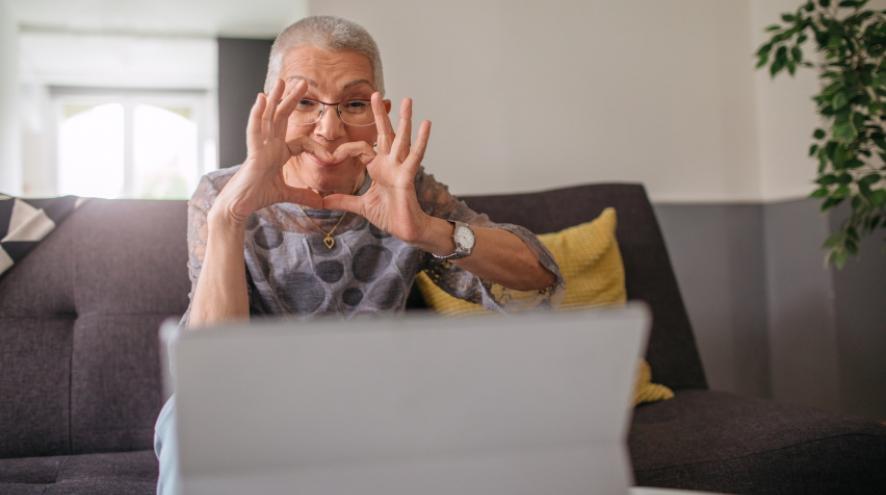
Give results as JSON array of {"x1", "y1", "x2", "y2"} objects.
[{"x1": 432, "y1": 220, "x2": 476, "y2": 260}]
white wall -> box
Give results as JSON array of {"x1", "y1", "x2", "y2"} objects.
[
  {"x1": 750, "y1": 0, "x2": 821, "y2": 202},
  {"x1": 310, "y1": 0, "x2": 884, "y2": 203},
  {"x1": 311, "y1": 0, "x2": 763, "y2": 202},
  {"x1": 0, "y1": 0, "x2": 21, "y2": 195}
]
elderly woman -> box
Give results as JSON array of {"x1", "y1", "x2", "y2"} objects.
[{"x1": 153, "y1": 15, "x2": 562, "y2": 494}]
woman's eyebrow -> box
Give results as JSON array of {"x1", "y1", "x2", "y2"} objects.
[
  {"x1": 286, "y1": 75, "x2": 318, "y2": 87},
  {"x1": 284, "y1": 76, "x2": 373, "y2": 94},
  {"x1": 342, "y1": 79, "x2": 373, "y2": 91}
]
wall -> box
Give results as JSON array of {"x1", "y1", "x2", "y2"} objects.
[
  {"x1": 763, "y1": 199, "x2": 841, "y2": 411},
  {"x1": 306, "y1": 0, "x2": 886, "y2": 418},
  {"x1": 217, "y1": 38, "x2": 273, "y2": 168},
  {"x1": 654, "y1": 204, "x2": 771, "y2": 399},
  {"x1": 751, "y1": 0, "x2": 886, "y2": 416},
  {"x1": 0, "y1": 0, "x2": 21, "y2": 195},
  {"x1": 829, "y1": 204, "x2": 886, "y2": 419},
  {"x1": 311, "y1": 0, "x2": 761, "y2": 202},
  {"x1": 750, "y1": 0, "x2": 823, "y2": 201}
]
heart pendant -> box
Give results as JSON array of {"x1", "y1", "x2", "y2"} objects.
[{"x1": 323, "y1": 235, "x2": 335, "y2": 250}]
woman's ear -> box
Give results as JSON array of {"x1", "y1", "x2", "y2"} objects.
[{"x1": 384, "y1": 99, "x2": 392, "y2": 114}]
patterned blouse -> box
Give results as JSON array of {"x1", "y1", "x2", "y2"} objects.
[{"x1": 179, "y1": 165, "x2": 564, "y2": 326}]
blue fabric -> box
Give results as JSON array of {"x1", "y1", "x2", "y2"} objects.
[{"x1": 153, "y1": 396, "x2": 180, "y2": 495}]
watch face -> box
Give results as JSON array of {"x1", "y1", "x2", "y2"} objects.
[{"x1": 454, "y1": 223, "x2": 475, "y2": 250}]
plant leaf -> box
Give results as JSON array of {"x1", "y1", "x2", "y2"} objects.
[
  {"x1": 822, "y1": 196, "x2": 845, "y2": 210},
  {"x1": 809, "y1": 143, "x2": 819, "y2": 156},
  {"x1": 859, "y1": 172, "x2": 881, "y2": 187},
  {"x1": 817, "y1": 174, "x2": 839, "y2": 185},
  {"x1": 811, "y1": 187, "x2": 830, "y2": 198},
  {"x1": 833, "y1": 122, "x2": 858, "y2": 143},
  {"x1": 832, "y1": 91, "x2": 850, "y2": 109}
]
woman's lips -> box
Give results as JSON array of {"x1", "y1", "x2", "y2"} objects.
[{"x1": 305, "y1": 152, "x2": 340, "y2": 167}]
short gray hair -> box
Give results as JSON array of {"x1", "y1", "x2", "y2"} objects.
[{"x1": 265, "y1": 16, "x2": 385, "y2": 95}]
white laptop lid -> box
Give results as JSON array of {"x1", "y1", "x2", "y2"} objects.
[{"x1": 160, "y1": 303, "x2": 650, "y2": 495}]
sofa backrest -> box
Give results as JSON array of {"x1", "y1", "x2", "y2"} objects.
[
  {"x1": 0, "y1": 183, "x2": 706, "y2": 459},
  {"x1": 459, "y1": 183, "x2": 708, "y2": 392},
  {"x1": 0, "y1": 199, "x2": 190, "y2": 458}
]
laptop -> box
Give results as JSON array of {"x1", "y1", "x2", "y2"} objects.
[{"x1": 159, "y1": 303, "x2": 650, "y2": 495}]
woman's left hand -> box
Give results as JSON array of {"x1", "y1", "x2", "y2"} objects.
[{"x1": 323, "y1": 93, "x2": 433, "y2": 244}]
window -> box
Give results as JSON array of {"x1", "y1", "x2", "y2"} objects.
[{"x1": 53, "y1": 90, "x2": 216, "y2": 199}]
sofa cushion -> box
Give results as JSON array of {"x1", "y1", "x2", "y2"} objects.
[
  {"x1": 630, "y1": 389, "x2": 886, "y2": 494},
  {"x1": 0, "y1": 450, "x2": 157, "y2": 494}
]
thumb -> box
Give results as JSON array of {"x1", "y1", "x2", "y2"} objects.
[
  {"x1": 287, "y1": 137, "x2": 333, "y2": 162},
  {"x1": 333, "y1": 141, "x2": 376, "y2": 165},
  {"x1": 323, "y1": 193, "x2": 364, "y2": 215}
]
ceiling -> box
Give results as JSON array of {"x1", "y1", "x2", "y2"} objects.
[{"x1": 5, "y1": 0, "x2": 309, "y2": 38}]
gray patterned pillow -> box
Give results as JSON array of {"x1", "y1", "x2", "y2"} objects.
[{"x1": 0, "y1": 193, "x2": 86, "y2": 278}]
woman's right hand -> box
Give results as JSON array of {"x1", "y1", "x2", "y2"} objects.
[{"x1": 209, "y1": 78, "x2": 326, "y2": 227}]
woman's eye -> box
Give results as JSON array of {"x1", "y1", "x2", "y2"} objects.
[
  {"x1": 296, "y1": 99, "x2": 318, "y2": 110},
  {"x1": 343, "y1": 100, "x2": 369, "y2": 113}
]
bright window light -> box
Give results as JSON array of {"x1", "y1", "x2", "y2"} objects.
[
  {"x1": 133, "y1": 104, "x2": 199, "y2": 199},
  {"x1": 58, "y1": 103, "x2": 125, "y2": 198},
  {"x1": 54, "y1": 92, "x2": 215, "y2": 199}
]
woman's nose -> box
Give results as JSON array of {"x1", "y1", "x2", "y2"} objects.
[{"x1": 314, "y1": 105, "x2": 345, "y2": 141}]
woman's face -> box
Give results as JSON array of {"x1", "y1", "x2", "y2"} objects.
[{"x1": 280, "y1": 44, "x2": 390, "y2": 196}]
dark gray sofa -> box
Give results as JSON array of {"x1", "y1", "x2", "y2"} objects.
[{"x1": 1, "y1": 183, "x2": 884, "y2": 494}]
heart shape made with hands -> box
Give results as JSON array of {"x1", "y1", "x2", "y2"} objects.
[{"x1": 316, "y1": 95, "x2": 432, "y2": 244}]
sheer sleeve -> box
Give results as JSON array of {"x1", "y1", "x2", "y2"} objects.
[
  {"x1": 415, "y1": 167, "x2": 564, "y2": 312},
  {"x1": 177, "y1": 175, "x2": 217, "y2": 328},
  {"x1": 178, "y1": 170, "x2": 263, "y2": 328}
]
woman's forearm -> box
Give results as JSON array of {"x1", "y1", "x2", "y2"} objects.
[
  {"x1": 187, "y1": 212, "x2": 250, "y2": 329},
  {"x1": 415, "y1": 216, "x2": 556, "y2": 291}
]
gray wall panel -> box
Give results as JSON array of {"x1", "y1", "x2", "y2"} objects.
[
  {"x1": 762, "y1": 199, "x2": 841, "y2": 413},
  {"x1": 217, "y1": 38, "x2": 273, "y2": 169},
  {"x1": 654, "y1": 204, "x2": 770, "y2": 399},
  {"x1": 655, "y1": 198, "x2": 885, "y2": 419},
  {"x1": 829, "y1": 205, "x2": 886, "y2": 419}
]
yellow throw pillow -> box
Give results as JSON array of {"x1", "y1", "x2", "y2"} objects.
[
  {"x1": 416, "y1": 208, "x2": 626, "y2": 314},
  {"x1": 634, "y1": 359, "x2": 675, "y2": 406},
  {"x1": 415, "y1": 208, "x2": 674, "y2": 407}
]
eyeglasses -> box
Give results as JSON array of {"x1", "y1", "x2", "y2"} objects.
[{"x1": 291, "y1": 98, "x2": 375, "y2": 127}]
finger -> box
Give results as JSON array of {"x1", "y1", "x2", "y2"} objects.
[
  {"x1": 273, "y1": 80, "x2": 304, "y2": 136},
  {"x1": 322, "y1": 193, "x2": 365, "y2": 215},
  {"x1": 371, "y1": 92, "x2": 394, "y2": 153},
  {"x1": 392, "y1": 97, "x2": 412, "y2": 162},
  {"x1": 405, "y1": 120, "x2": 432, "y2": 175},
  {"x1": 332, "y1": 141, "x2": 376, "y2": 165},
  {"x1": 247, "y1": 92, "x2": 266, "y2": 140},
  {"x1": 286, "y1": 136, "x2": 334, "y2": 162},
  {"x1": 263, "y1": 79, "x2": 284, "y2": 136},
  {"x1": 286, "y1": 185, "x2": 323, "y2": 209}
]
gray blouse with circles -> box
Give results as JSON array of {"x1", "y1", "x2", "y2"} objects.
[{"x1": 179, "y1": 165, "x2": 564, "y2": 326}]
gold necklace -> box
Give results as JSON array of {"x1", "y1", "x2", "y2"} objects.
[
  {"x1": 285, "y1": 167, "x2": 365, "y2": 249},
  {"x1": 297, "y1": 207, "x2": 348, "y2": 249}
]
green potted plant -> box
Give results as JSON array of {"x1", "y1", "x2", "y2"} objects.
[{"x1": 756, "y1": 0, "x2": 885, "y2": 267}]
